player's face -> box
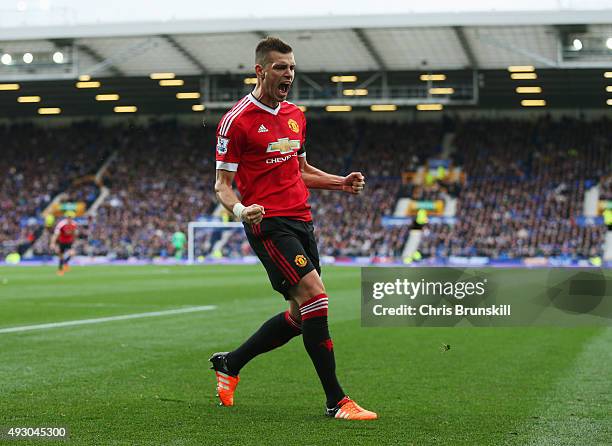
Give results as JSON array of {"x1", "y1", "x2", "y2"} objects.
[{"x1": 260, "y1": 51, "x2": 295, "y2": 102}]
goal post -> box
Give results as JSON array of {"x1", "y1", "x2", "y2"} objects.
[{"x1": 187, "y1": 221, "x2": 244, "y2": 264}]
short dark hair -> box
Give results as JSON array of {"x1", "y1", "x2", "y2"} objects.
[{"x1": 255, "y1": 37, "x2": 292, "y2": 66}]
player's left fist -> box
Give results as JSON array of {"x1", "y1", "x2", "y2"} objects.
[{"x1": 342, "y1": 172, "x2": 365, "y2": 194}]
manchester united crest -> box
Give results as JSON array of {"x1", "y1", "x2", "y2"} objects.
[
  {"x1": 294, "y1": 254, "x2": 308, "y2": 267},
  {"x1": 288, "y1": 119, "x2": 300, "y2": 133}
]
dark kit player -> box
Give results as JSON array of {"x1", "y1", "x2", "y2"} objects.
[
  {"x1": 212, "y1": 37, "x2": 377, "y2": 420},
  {"x1": 50, "y1": 211, "x2": 78, "y2": 276}
]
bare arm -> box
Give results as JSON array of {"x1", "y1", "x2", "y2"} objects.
[
  {"x1": 299, "y1": 157, "x2": 365, "y2": 194},
  {"x1": 50, "y1": 232, "x2": 58, "y2": 250},
  {"x1": 214, "y1": 169, "x2": 265, "y2": 224},
  {"x1": 214, "y1": 169, "x2": 241, "y2": 212},
  {"x1": 299, "y1": 157, "x2": 344, "y2": 190}
]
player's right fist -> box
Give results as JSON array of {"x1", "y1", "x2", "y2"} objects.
[{"x1": 242, "y1": 204, "x2": 265, "y2": 225}]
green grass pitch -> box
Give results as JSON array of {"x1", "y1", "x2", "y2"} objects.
[{"x1": 0, "y1": 265, "x2": 610, "y2": 445}]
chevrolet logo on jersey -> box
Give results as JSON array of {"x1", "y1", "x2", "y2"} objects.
[{"x1": 266, "y1": 138, "x2": 301, "y2": 154}]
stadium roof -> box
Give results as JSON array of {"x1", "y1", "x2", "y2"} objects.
[
  {"x1": 0, "y1": 68, "x2": 608, "y2": 117},
  {"x1": 1, "y1": 9, "x2": 612, "y2": 76},
  {"x1": 1, "y1": 7, "x2": 611, "y2": 115}
]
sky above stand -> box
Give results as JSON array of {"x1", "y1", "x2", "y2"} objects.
[{"x1": 0, "y1": 0, "x2": 611, "y2": 27}]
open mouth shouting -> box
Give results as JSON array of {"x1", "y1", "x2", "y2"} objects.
[{"x1": 277, "y1": 81, "x2": 292, "y2": 98}]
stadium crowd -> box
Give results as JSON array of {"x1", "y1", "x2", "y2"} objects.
[
  {"x1": 306, "y1": 119, "x2": 440, "y2": 258},
  {"x1": 82, "y1": 122, "x2": 217, "y2": 258},
  {"x1": 0, "y1": 122, "x2": 114, "y2": 257},
  {"x1": 419, "y1": 117, "x2": 610, "y2": 259},
  {"x1": 600, "y1": 174, "x2": 612, "y2": 202},
  {"x1": 1, "y1": 115, "x2": 609, "y2": 261}
]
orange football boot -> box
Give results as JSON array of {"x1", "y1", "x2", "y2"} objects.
[
  {"x1": 326, "y1": 396, "x2": 378, "y2": 420},
  {"x1": 209, "y1": 352, "x2": 240, "y2": 406}
]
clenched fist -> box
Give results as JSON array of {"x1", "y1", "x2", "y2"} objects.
[
  {"x1": 342, "y1": 172, "x2": 365, "y2": 194},
  {"x1": 242, "y1": 204, "x2": 265, "y2": 225}
]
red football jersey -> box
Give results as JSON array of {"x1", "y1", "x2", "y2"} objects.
[
  {"x1": 215, "y1": 94, "x2": 311, "y2": 221},
  {"x1": 55, "y1": 219, "x2": 77, "y2": 244}
]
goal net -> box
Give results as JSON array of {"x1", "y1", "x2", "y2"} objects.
[{"x1": 187, "y1": 221, "x2": 254, "y2": 264}]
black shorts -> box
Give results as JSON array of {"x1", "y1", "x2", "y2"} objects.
[
  {"x1": 58, "y1": 242, "x2": 73, "y2": 254},
  {"x1": 245, "y1": 217, "x2": 321, "y2": 299}
]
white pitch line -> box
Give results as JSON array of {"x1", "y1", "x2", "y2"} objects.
[{"x1": 0, "y1": 305, "x2": 217, "y2": 334}]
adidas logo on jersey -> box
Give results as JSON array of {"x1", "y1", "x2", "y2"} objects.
[{"x1": 258, "y1": 125, "x2": 269, "y2": 133}]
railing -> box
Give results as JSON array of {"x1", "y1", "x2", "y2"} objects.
[{"x1": 205, "y1": 83, "x2": 477, "y2": 107}]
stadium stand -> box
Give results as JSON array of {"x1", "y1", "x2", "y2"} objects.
[
  {"x1": 1, "y1": 116, "x2": 609, "y2": 262},
  {"x1": 419, "y1": 117, "x2": 610, "y2": 260},
  {"x1": 0, "y1": 122, "x2": 114, "y2": 257}
]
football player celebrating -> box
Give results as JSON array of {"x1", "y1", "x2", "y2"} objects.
[{"x1": 211, "y1": 37, "x2": 376, "y2": 420}]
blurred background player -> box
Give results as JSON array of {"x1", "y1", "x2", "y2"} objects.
[
  {"x1": 172, "y1": 228, "x2": 187, "y2": 260},
  {"x1": 50, "y1": 211, "x2": 78, "y2": 276},
  {"x1": 44, "y1": 213, "x2": 56, "y2": 234}
]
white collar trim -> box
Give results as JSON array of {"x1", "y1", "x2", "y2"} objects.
[{"x1": 248, "y1": 93, "x2": 281, "y2": 115}]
